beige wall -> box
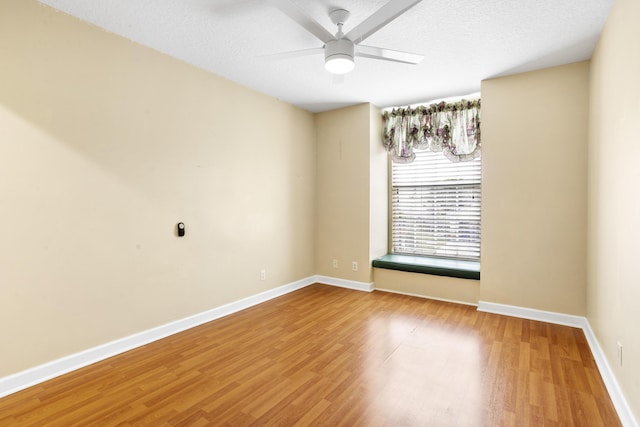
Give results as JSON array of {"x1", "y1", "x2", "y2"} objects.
[
  {"x1": 369, "y1": 106, "x2": 388, "y2": 264},
  {"x1": 481, "y1": 62, "x2": 589, "y2": 315},
  {"x1": 0, "y1": 1, "x2": 316, "y2": 376},
  {"x1": 315, "y1": 104, "x2": 387, "y2": 283},
  {"x1": 374, "y1": 269, "x2": 479, "y2": 305},
  {"x1": 588, "y1": 0, "x2": 640, "y2": 419}
]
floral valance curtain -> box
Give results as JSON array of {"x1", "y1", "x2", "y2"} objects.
[{"x1": 382, "y1": 99, "x2": 481, "y2": 163}]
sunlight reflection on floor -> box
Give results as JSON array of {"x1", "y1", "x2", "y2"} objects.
[{"x1": 364, "y1": 314, "x2": 483, "y2": 425}]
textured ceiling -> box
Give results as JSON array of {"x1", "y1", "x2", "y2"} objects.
[{"x1": 38, "y1": 0, "x2": 613, "y2": 112}]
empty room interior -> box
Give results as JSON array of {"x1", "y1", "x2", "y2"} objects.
[{"x1": 1, "y1": 0, "x2": 639, "y2": 425}]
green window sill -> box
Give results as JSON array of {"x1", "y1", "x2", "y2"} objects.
[{"x1": 372, "y1": 254, "x2": 480, "y2": 280}]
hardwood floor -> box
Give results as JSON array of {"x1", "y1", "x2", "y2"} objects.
[{"x1": 0, "y1": 284, "x2": 620, "y2": 426}]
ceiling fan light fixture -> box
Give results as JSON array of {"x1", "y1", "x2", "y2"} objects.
[
  {"x1": 325, "y1": 55, "x2": 354, "y2": 74},
  {"x1": 324, "y1": 38, "x2": 355, "y2": 74}
]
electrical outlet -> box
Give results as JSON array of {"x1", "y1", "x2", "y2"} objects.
[
  {"x1": 352, "y1": 261, "x2": 358, "y2": 271},
  {"x1": 332, "y1": 259, "x2": 338, "y2": 268},
  {"x1": 260, "y1": 269, "x2": 266, "y2": 281},
  {"x1": 617, "y1": 341, "x2": 623, "y2": 367}
]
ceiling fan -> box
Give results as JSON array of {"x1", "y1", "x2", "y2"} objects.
[{"x1": 268, "y1": 0, "x2": 424, "y2": 74}]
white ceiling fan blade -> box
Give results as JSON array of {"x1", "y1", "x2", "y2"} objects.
[
  {"x1": 356, "y1": 45, "x2": 423, "y2": 64},
  {"x1": 268, "y1": 0, "x2": 335, "y2": 44},
  {"x1": 261, "y1": 47, "x2": 324, "y2": 61},
  {"x1": 346, "y1": 0, "x2": 423, "y2": 45}
]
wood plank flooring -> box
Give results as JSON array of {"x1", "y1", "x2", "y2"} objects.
[{"x1": 0, "y1": 284, "x2": 621, "y2": 426}]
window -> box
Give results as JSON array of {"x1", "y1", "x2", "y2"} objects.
[{"x1": 391, "y1": 149, "x2": 481, "y2": 261}]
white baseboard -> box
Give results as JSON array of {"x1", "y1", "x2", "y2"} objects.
[
  {"x1": 313, "y1": 275, "x2": 374, "y2": 292},
  {"x1": 0, "y1": 276, "x2": 316, "y2": 399},
  {"x1": 477, "y1": 301, "x2": 586, "y2": 328},
  {"x1": 478, "y1": 301, "x2": 638, "y2": 427},
  {"x1": 581, "y1": 320, "x2": 639, "y2": 427}
]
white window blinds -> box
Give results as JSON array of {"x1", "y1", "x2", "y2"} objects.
[{"x1": 391, "y1": 150, "x2": 481, "y2": 260}]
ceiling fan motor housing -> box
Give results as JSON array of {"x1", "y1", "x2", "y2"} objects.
[{"x1": 324, "y1": 38, "x2": 355, "y2": 73}]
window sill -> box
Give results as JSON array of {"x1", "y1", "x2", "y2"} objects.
[{"x1": 372, "y1": 254, "x2": 480, "y2": 280}]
